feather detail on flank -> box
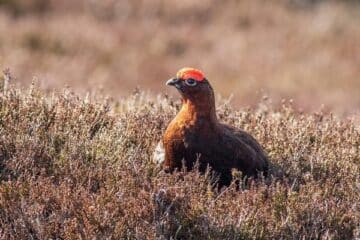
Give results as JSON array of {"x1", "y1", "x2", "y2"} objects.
[{"x1": 152, "y1": 141, "x2": 165, "y2": 165}]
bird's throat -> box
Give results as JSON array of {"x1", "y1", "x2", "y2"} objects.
[{"x1": 179, "y1": 98, "x2": 218, "y2": 126}]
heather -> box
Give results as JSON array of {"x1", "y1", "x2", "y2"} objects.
[
  {"x1": 0, "y1": 79, "x2": 358, "y2": 239},
  {"x1": 0, "y1": 0, "x2": 359, "y2": 115}
]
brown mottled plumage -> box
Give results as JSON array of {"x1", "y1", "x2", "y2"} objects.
[{"x1": 159, "y1": 68, "x2": 268, "y2": 187}]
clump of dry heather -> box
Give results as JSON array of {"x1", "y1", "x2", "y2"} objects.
[
  {"x1": 1, "y1": 0, "x2": 360, "y2": 115},
  {"x1": 0, "y1": 78, "x2": 359, "y2": 239}
]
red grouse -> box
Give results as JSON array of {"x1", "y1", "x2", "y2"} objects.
[{"x1": 154, "y1": 67, "x2": 269, "y2": 187}]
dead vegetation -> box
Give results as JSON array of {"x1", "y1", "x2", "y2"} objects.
[
  {"x1": 0, "y1": 75, "x2": 358, "y2": 239},
  {"x1": 0, "y1": 0, "x2": 359, "y2": 116}
]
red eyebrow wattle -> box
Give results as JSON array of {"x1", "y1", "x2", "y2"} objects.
[{"x1": 176, "y1": 67, "x2": 205, "y2": 81}]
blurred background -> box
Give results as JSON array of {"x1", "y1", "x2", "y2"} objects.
[{"x1": 0, "y1": 0, "x2": 359, "y2": 116}]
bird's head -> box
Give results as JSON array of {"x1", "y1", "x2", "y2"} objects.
[{"x1": 166, "y1": 67, "x2": 214, "y2": 103}]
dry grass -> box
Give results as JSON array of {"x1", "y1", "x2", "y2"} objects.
[
  {"x1": 0, "y1": 0, "x2": 359, "y2": 116},
  {"x1": 0, "y1": 73, "x2": 358, "y2": 239}
]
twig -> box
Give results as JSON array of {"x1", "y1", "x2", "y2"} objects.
[{"x1": 3, "y1": 68, "x2": 12, "y2": 93}]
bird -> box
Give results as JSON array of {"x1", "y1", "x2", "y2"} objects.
[{"x1": 153, "y1": 67, "x2": 269, "y2": 187}]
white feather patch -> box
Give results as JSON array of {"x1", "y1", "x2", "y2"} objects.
[{"x1": 152, "y1": 141, "x2": 165, "y2": 165}]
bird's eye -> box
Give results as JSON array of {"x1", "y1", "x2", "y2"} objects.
[{"x1": 185, "y1": 78, "x2": 197, "y2": 86}]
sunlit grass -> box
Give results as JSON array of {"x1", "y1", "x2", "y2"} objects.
[{"x1": 0, "y1": 76, "x2": 358, "y2": 239}]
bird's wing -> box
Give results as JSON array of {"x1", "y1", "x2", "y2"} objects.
[
  {"x1": 222, "y1": 124, "x2": 267, "y2": 158},
  {"x1": 219, "y1": 124, "x2": 269, "y2": 173}
]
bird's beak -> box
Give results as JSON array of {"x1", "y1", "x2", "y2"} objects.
[
  {"x1": 166, "y1": 77, "x2": 185, "y2": 93},
  {"x1": 166, "y1": 78, "x2": 180, "y2": 86}
]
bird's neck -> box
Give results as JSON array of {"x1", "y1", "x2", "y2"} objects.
[{"x1": 179, "y1": 98, "x2": 218, "y2": 126}]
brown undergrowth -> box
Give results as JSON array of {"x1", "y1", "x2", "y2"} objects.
[
  {"x1": 0, "y1": 77, "x2": 359, "y2": 239},
  {"x1": 0, "y1": 0, "x2": 359, "y2": 115}
]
